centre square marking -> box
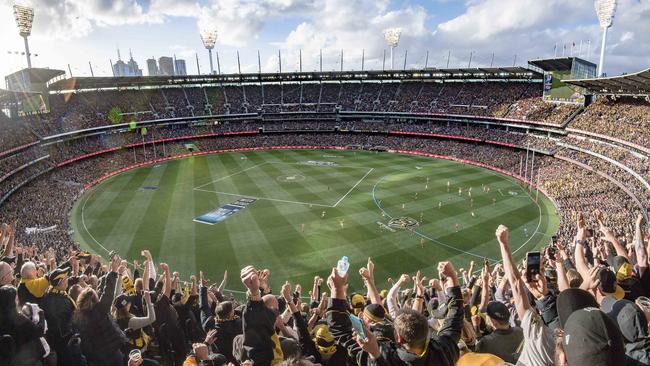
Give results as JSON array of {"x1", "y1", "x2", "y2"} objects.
[{"x1": 193, "y1": 161, "x2": 374, "y2": 208}]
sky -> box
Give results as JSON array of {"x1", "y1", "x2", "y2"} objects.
[{"x1": 1, "y1": 0, "x2": 648, "y2": 80}]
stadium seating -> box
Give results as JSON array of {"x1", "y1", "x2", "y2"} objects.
[{"x1": 1, "y1": 79, "x2": 649, "y2": 366}]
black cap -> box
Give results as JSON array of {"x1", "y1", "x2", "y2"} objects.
[
  {"x1": 557, "y1": 288, "x2": 599, "y2": 328},
  {"x1": 605, "y1": 299, "x2": 648, "y2": 343},
  {"x1": 598, "y1": 268, "x2": 625, "y2": 299},
  {"x1": 113, "y1": 293, "x2": 132, "y2": 309},
  {"x1": 363, "y1": 303, "x2": 386, "y2": 323},
  {"x1": 607, "y1": 255, "x2": 628, "y2": 273},
  {"x1": 486, "y1": 301, "x2": 510, "y2": 323},
  {"x1": 563, "y1": 308, "x2": 625, "y2": 366}
]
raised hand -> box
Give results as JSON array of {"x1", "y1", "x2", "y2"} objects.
[
  {"x1": 110, "y1": 255, "x2": 121, "y2": 273},
  {"x1": 414, "y1": 271, "x2": 425, "y2": 297},
  {"x1": 141, "y1": 250, "x2": 152, "y2": 261},
  {"x1": 354, "y1": 322, "x2": 380, "y2": 359},
  {"x1": 524, "y1": 273, "x2": 548, "y2": 300},
  {"x1": 204, "y1": 329, "x2": 218, "y2": 345},
  {"x1": 580, "y1": 265, "x2": 602, "y2": 291},
  {"x1": 240, "y1": 266, "x2": 260, "y2": 296},
  {"x1": 437, "y1": 261, "x2": 458, "y2": 287},
  {"x1": 496, "y1": 225, "x2": 509, "y2": 245},
  {"x1": 200, "y1": 271, "x2": 207, "y2": 287},
  {"x1": 259, "y1": 269, "x2": 270, "y2": 293},
  {"x1": 327, "y1": 267, "x2": 348, "y2": 299},
  {"x1": 281, "y1": 281, "x2": 292, "y2": 302}
]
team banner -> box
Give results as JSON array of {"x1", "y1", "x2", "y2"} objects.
[{"x1": 193, "y1": 198, "x2": 257, "y2": 225}]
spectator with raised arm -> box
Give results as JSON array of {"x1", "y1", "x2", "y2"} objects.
[
  {"x1": 198, "y1": 270, "x2": 241, "y2": 364},
  {"x1": 73, "y1": 254, "x2": 126, "y2": 366},
  {"x1": 240, "y1": 265, "x2": 283, "y2": 365},
  {"x1": 496, "y1": 224, "x2": 555, "y2": 365}
]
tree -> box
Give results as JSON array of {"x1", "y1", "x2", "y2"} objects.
[{"x1": 107, "y1": 106, "x2": 123, "y2": 125}]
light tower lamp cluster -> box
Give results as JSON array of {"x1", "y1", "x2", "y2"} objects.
[
  {"x1": 383, "y1": 28, "x2": 402, "y2": 70},
  {"x1": 13, "y1": 5, "x2": 34, "y2": 69},
  {"x1": 200, "y1": 28, "x2": 218, "y2": 74},
  {"x1": 594, "y1": 0, "x2": 617, "y2": 77}
]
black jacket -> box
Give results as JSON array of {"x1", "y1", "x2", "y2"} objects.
[
  {"x1": 73, "y1": 272, "x2": 127, "y2": 361},
  {"x1": 41, "y1": 290, "x2": 76, "y2": 348},
  {"x1": 199, "y1": 286, "x2": 242, "y2": 363},
  {"x1": 291, "y1": 310, "x2": 349, "y2": 366},
  {"x1": 242, "y1": 297, "x2": 277, "y2": 365}
]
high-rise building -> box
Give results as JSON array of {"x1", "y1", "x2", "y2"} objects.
[
  {"x1": 146, "y1": 58, "x2": 158, "y2": 76},
  {"x1": 112, "y1": 49, "x2": 142, "y2": 77},
  {"x1": 158, "y1": 56, "x2": 174, "y2": 76},
  {"x1": 174, "y1": 59, "x2": 187, "y2": 76}
]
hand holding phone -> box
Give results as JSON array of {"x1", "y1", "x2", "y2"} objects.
[
  {"x1": 350, "y1": 314, "x2": 366, "y2": 341},
  {"x1": 525, "y1": 252, "x2": 541, "y2": 282}
]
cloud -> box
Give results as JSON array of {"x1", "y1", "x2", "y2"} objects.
[
  {"x1": 2, "y1": 0, "x2": 160, "y2": 40},
  {"x1": 2, "y1": 0, "x2": 649, "y2": 78}
]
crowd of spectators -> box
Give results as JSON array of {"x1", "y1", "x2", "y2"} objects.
[
  {"x1": 1, "y1": 81, "x2": 649, "y2": 365},
  {"x1": 14, "y1": 81, "x2": 548, "y2": 136},
  {"x1": 505, "y1": 98, "x2": 580, "y2": 125},
  {"x1": 569, "y1": 96, "x2": 650, "y2": 147},
  {"x1": 1, "y1": 189, "x2": 649, "y2": 365}
]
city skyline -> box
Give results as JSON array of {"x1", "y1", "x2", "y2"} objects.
[{"x1": 1, "y1": 0, "x2": 649, "y2": 80}]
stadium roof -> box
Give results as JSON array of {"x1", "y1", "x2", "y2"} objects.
[
  {"x1": 4, "y1": 68, "x2": 65, "y2": 84},
  {"x1": 528, "y1": 57, "x2": 596, "y2": 72},
  {"x1": 563, "y1": 67, "x2": 650, "y2": 95},
  {"x1": 47, "y1": 67, "x2": 542, "y2": 91},
  {"x1": 0, "y1": 88, "x2": 42, "y2": 104}
]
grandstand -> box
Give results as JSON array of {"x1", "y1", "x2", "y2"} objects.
[{"x1": 1, "y1": 38, "x2": 650, "y2": 366}]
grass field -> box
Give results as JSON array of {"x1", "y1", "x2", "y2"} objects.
[{"x1": 70, "y1": 149, "x2": 559, "y2": 294}]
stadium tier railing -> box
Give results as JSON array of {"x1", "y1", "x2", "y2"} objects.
[
  {"x1": 555, "y1": 155, "x2": 647, "y2": 219},
  {"x1": 566, "y1": 128, "x2": 650, "y2": 156},
  {"x1": 558, "y1": 142, "x2": 650, "y2": 191},
  {"x1": 0, "y1": 141, "x2": 40, "y2": 160},
  {"x1": 0, "y1": 155, "x2": 50, "y2": 184}
]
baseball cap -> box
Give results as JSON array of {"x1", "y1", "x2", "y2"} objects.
[
  {"x1": 486, "y1": 301, "x2": 510, "y2": 323},
  {"x1": 363, "y1": 303, "x2": 386, "y2": 324},
  {"x1": 457, "y1": 352, "x2": 505, "y2": 366},
  {"x1": 113, "y1": 293, "x2": 132, "y2": 309},
  {"x1": 563, "y1": 308, "x2": 625, "y2": 366},
  {"x1": 599, "y1": 268, "x2": 625, "y2": 300},
  {"x1": 351, "y1": 294, "x2": 365, "y2": 315},
  {"x1": 557, "y1": 288, "x2": 599, "y2": 328},
  {"x1": 603, "y1": 299, "x2": 649, "y2": 343},
  {"x1": 607, "y1": 256, "x2": 633, "y2": 281}
]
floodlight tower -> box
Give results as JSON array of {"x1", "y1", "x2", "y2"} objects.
[
  {"x1": 200, "y1": 29, "x2": 218, "y2": 74},
  {"x1": 13, "y1": 5, "x2": 34, "y2": 69},
  {"x1": 384, "y1": 28, "x2": 402, "y2": 70},
  {"x1": 594, "y1": 0, "x2": 617, "y2": 77}
]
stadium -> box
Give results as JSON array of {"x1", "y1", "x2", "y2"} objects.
[{"x1": 0, "y1": 1, "x2": 649, "y2": 366}]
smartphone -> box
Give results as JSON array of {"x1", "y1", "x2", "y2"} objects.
[
  {"x1": 525, "y1": 252, "x2": 541, "y2": 282},
  {"x1": 350, "y1": 314, "x2": 366, "y2": 341}
]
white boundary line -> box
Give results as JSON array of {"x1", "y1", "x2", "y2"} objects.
[
  {"x1": 194, "y1": 162, "x2": 268, "y2": 190},
  {"x1": 333, "y1": 168, "x2": 374, "y2": 207},
  {"x1": 80, "y1": 182, "x2": 113, "y2": 255},
  {"x1": 194, "y1": 188, "x2": 333, "y2": 207}
]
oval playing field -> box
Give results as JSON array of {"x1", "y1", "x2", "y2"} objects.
[{"x1": 69, "y1": 149, "x2": 559, "y2": 293}]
